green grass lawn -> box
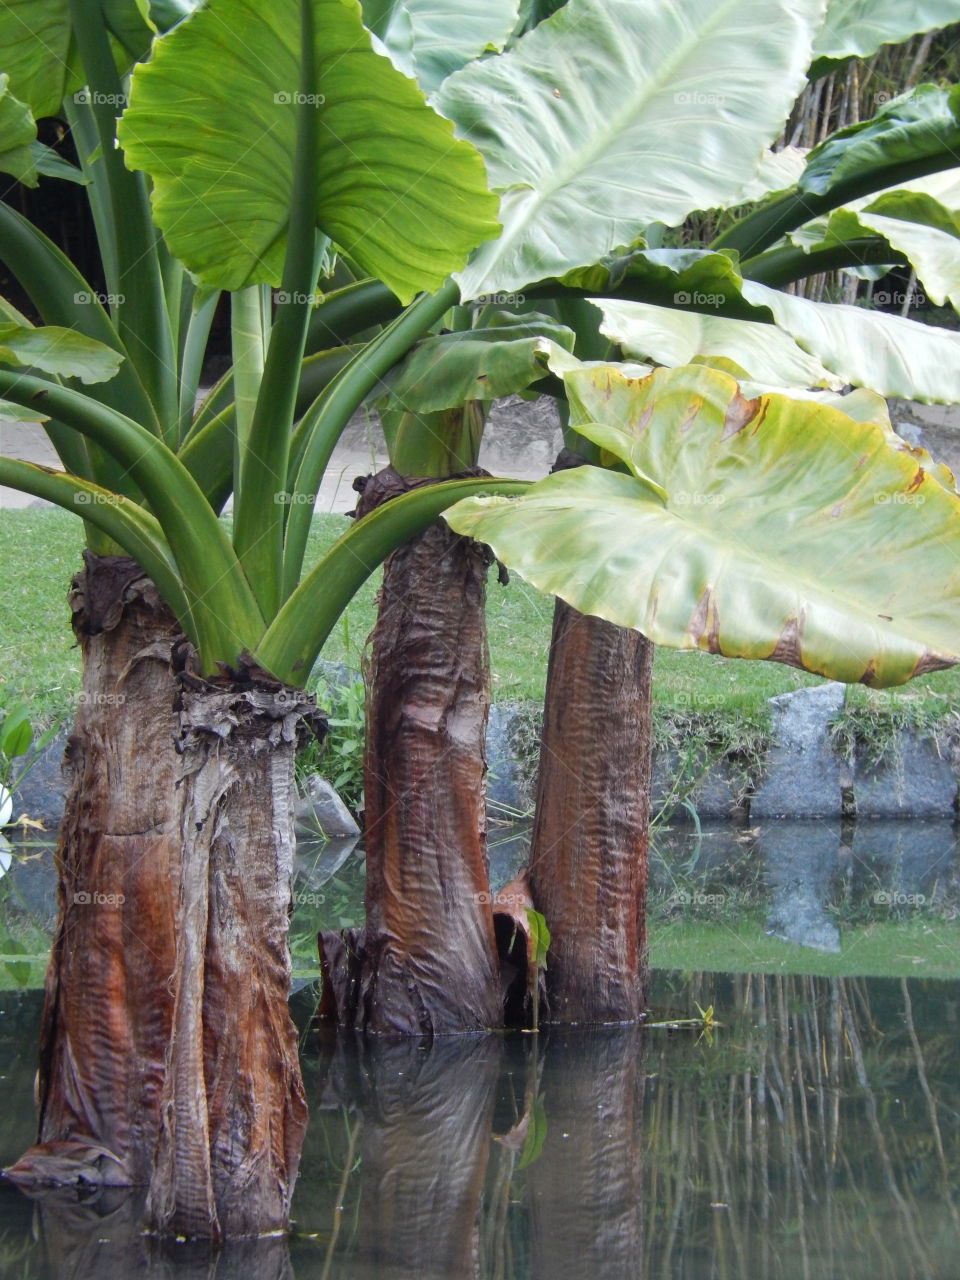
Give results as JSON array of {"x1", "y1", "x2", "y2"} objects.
[
  {"x1": 650, "y1": 917, "x2": 960, "y2": 980},
  {"x1": 4, "y1": 507, "x2": 960, "y2": 739}
]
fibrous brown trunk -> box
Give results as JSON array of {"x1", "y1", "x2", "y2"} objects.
[
  {"x1": 12, "y1": 554, "x2": 320, "y2": 1240},
  {"x1": 145, "y1": 656, "x2": 319, "y2": 1238},
  {"x1": 319, "y1": 468, "x2": 501, "y2": 1035},
  {"x1": 529, "y1": 599, "x2": 654, "y2": 1023},
  {"x1": 34, "y1": 554, "x2": 183, "y2": 1187}
]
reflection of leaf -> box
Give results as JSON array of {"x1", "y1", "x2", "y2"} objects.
[{"x1": 517, "y1": 1095, "x2": 548, "y2": 1170}]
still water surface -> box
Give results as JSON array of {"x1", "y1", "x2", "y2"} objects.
[{"x1": 0, "y1": 969, "x2": 957, "y2": 1278}]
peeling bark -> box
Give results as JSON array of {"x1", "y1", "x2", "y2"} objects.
[
  {"x1": 319, "y1": 468, "x2": 501, "y2": 1035},
  {"x1": 147, "y1": 657, "x2": 321, "y2": 1238},
  {"x1": 35, "y1": 554, "x2": 183, "y2": 1188},
  {"x1": 529, "y1": 600, "x2": 654, "y2": 1023},
  {"x1": 18, "y1": 554, "x2": 321, "y2": 1239}
]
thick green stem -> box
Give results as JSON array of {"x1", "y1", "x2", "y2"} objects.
[
  {"x1": 0, "y1": 371, "x2": 263, "y2": 667},
  {"x1": 259, "y1": 476, "x2": 530, "y2": 683},
  {"x1": 743, "y1": 238, "x2": 908, "y2": 287},
  {"x1": 306, "y1": 278, "x2": 401, "y2": 349},
  {"x1": 232, "y1": 0, "x2": 321, "y2": 619},
  {"x1": 230, "y1": 286, "x2": 267, "y2": 478},
  {"x1": 68, "y1": 0, "x2": 178, "y2": 443},
  {"x1": 176, "y1": 289, "x2": 220, "y2": 445},
  {"x1": 0, "y1": 457, "x2": 189, "y2": 628},
  {"x1": 281, "y1": 277, "x2": 461, "y2": 600},
  {"x1": 713, "y1": 152, "x2": 960, "y2": 259}
]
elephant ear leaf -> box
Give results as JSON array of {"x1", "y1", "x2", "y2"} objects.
[
  {"x1": 810, "y1": 0, "x2": 960, "y2": 74},
  {"x1": 0, "y1": 0, "x2": 84, "y2": 119},
  {"x1": 444, "y1": 363, "x2": 960, "y2": 687},
  {"x1": 118, "y1": 0, "x2": 500, "y2": 303},
  {"x1": 0, "y1": 322, "x2": 122, "y2": 384},
  {"x1": 435, "y1": 0, "x2": 825, "y2": 298},
  {"x1": 368, "y1": 0, "x2": 521, "y2": 94},
  {"x1": 0, "y1": 75, "x2": 38, "y2": 187}
]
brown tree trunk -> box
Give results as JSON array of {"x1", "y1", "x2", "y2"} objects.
[
  {"x1": 528, "y1": 600, "x2": 654, "y2": 1023},
  {"x1": 11, "y1": 554, "x2": 320, "y2": 1240},
  {"x1": 34, "y1": 554, "x2": 183, "y2": 1186},
  {"x1": 319, "y1": 469, "x2": 501, "y2": 1035},
  {"x1": 146, "y1": 657, "x2": 319, "y2": 1238}
]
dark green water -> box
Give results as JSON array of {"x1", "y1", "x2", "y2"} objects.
[{"x1": 1, "y1": 969, "x2": 958, "y2": 1278}]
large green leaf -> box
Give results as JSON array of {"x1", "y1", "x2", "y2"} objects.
[
  {"x1": 0, "y1": 75, "x2": 37, "y2": 186},
  {"x1": 592, "y1": 298, "x2": 842, "y2": 388},
  {"x1": 800, "y1": 86, "x2": 960, "y2": 199},
  {"x1": 819, "y1": 207, "x2": 960, "y2": 308},
  {"x1": 370, "y1": 0, "x2": 521, "y2": 94},
  {"x1": 0, "y1": 323, "x2": 122, "y2": 384},
  {"x1": 740, "y1": 279, "x2": 960, "y2": 403},
  {"x1": 719, "y1": 87, "x2": 960, "y2": 260},
  {"x1": 435, "y1": 0, "x2": 825, "y2": 298},
  {"x1": 119, "y1": 0, "x2": 500, "y2": 302},
  {"x1": 811, "y1": 0, "x2": 960, "y2": 66},
  {"x1": 445, "y1": 363, "x2": 960, "y2": 686},
  {"x1": 0, "y1": 0, "x2": 83, "y2": 119},
  {"x1": 377, "y1": 315, "x2": 575, "y2": 412}
]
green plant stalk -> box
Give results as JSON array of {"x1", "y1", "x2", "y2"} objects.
[
  {"x1": 306, "y1": 278, "x2": 401, "y2": 350},
  {"x1": 233, "y1": 0, "x2": 321, "y2": 619},
  {"x1": 743, "y1": 238, "x2": 909, "y2": 287},
  {"x1": 0, "y1": 201, "x2": 160, "y2": 479},
  {"x1": 713, "y1": 151, "x2": 960, "y2": 259},
  {"x1": 260, "y1": 476, "x2": 531, "y2": 683},
  {"x1": 281, "y1": 276, "x2": 462, "y2": 600},
  {"x1": 63, "y1": 96, "x2": 119, "y2": 297},
  {"x1": 0, "y1": 371, "x2": 264, "y2": 666},
  {"x1": 0, "y1": 457, "x2": 190, "y2": 627},
  {"x1": 230, "y1": 286, "x2": 267, "y2": 477},
  {"x1": 176, "y1": 288, "x2": 220, "y2": 445},
  {"x1": 180, "y1": 347, "x2": 362, "y2": 514},
  {"x1": 68, "y1": 0, "x2": 178, "y2": 444}
]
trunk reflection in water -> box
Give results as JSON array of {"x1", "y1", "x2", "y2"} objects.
[
  {"x1": 296, "y1": 971, "x2": 960, "y2": 1279},
  {"x1": 3, "y1": 970, "x2": 959, "y2": 1276}
]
